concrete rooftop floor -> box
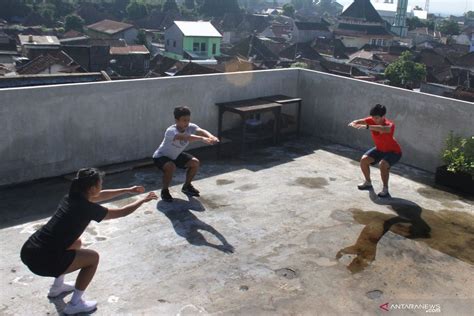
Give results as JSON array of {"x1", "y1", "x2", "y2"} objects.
[{"x1": 0, "y1": 138, "x2": 473, "y2": 315}]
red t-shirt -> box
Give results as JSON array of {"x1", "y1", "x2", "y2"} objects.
[{"x1": 364, "y1": 117, "x2": 402, "y2": 154}]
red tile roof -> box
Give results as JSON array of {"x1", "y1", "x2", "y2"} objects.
[{"x1": 17, "y1": 51, "x2": 83, "y2": 75}]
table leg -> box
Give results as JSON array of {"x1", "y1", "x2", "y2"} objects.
[{"x1": 241, "y1": 114, "x2": 247, "y2": 155}]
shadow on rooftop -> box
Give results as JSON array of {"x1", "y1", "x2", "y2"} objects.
[
  {"x1": 156, "y1": 197, "x2": 234, "y2": 254},
  {"x1": 336, "y1": 189, "x2": 474, "y2": 273},
  {"x1": 0, "y1": 137, "x2": 316, "y2": 229}
]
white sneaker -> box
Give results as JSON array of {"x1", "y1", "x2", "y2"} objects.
[
  {"x1": 47, "y1": 281, "x2": 75, "y2": 298},
  {"x1": 63, "y1": 299, "x2": 97, "y2": 315}
]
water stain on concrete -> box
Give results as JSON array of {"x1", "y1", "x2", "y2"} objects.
[
  {"x1": 337, "y1": 206, "x2": 474, "y2": 273},
  {"x1": 417, "y1": 187, "x2": 458, "y2": 201},
  {"x1": 441, "y1": 201, "x2": 466, "y2": 209},
  {"x1": 329, "y1": 177, "x2": 337, "y2": 182},
  {"x1": 366, "y1": 290, "x2": 383, "y2": 300},
  {"x1": 144, "y1": 211, "x2": 153, "y2": 215},
  {"x1": 95, "y1": 236, "x2": 107, "y2": 241},
  {"x1": 235, "y1": 184, "x2": 259, "y2": 191},
  {"x1": 293, "y1": 177, "x2": 328, "y2": 189},
  {"x1": 216, "y1": 179, "x2": 235, "y2": 186},
  {"x1": 199, "y1": 195, "x2": 230, "y2": 209}
]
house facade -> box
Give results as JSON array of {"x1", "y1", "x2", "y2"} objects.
[
  {"x1": 335, "y1": 0, "x2": 394, "y2": 49},
  {"x1": 164, "y1": 21, "x2": 222, "y2": 60},
  {"x1": 292, "y1": 21, "x2": 332, "y2": 43}
]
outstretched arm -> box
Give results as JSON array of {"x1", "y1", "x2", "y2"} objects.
[
  {"x1": 368, "y1": 125, "x2": 391, "y2": 133},
  {"x1": 90, "y1": 186, "x2": 145, "y2": 203},
  {"x1": 175, "y1": 130, "x2": 219, "y2": 145},
  {"x1": 103, "y1": 192, "x2": 157, "y2": 220}
]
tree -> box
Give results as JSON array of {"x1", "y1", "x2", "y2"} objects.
[
  {"x1": 465, "y1": 11, "x2": 474, "y2": 19},
  {"x1": 199, "y1": 0, "x2": 240, "y2": 18},
  {"x1": 0, "y1": 0, "x2": 32, "y2": 22},
  {"x1": 406, "y1": 16, "x2": 425, "y2": 30},
  {"x1": 64, "y1": 14, "x2": 85, "y2": 32},
  {"x1": 135, "y1": 29, "x2": 151, "y2": 50},
  {"x1": 437, "y1": 20, "x2": 461, "y2": 35},
  {"x1": 385, "y1": 51, "x2": 426, "y2": 88},
  {"x1": 126, "y1": 0, "x2": 148, "y2": 20},
  {"x1": 163, "y1": 0, "x2": 179, "y2": 12},
  {"x1": 184, "y1": 0, "x2": 195, "y2": 10},
  {"x1": 291, "y1": 62, "x2": 309, "y2": 69},
  {"x1": 282, "y1": 3, "x2": 295, "y2": 18}
]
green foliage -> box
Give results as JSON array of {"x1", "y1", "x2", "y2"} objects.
[
  {"x1": 135, "y1": 29, "x2": 151, "y2": 50},
  {"x1": 282, "y1": 3, "x2": 295, "y2": 18},
  {"x1": 465, "y1": 11, "x2": 474, "y2": 19},
  {"x1": 184, "y1": 0, "x2": 195, "y2": 10},
  {"x1": 126, "y1": 0, "x2": 148, "y2": 20},
  {"x1": 290, "y1": 62, "x2": 309, "y2": 69},
  {"x1": 64, "y1": 14, "x2": 84, "y2": 32},
  {"x1": 442, "y1": 132, "x2": 474, "y2": 176},
  {"x1": 437, "y1": 19, "x2": 461, "y2": 35},
  {"x1": 163, "y1": 0, "x2": 179, "y2": 12},
  {"x1": 199, "y1": 0, "x2": 240, "y2": 18},
  {"x1": 0, "y1": 0, "x2": 32, "y2": 21},
  {"x1": 384, "y1": 51, "x2": 426, "y2": 88}
]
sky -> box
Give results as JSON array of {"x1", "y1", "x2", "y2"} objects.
[{"x1": 336, "y1": 0, "x2": 473, "y2": 16}]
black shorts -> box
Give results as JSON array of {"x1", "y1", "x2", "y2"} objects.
[
  {"x1": 365, "y1": 147, "x2": 402, "y2": 167},
  {"x1": 20, "y1": 241, "x2": 76, "y2": 278},
  {"x1": 153, "y1": 152, "x2": 194, "y2": 170}
]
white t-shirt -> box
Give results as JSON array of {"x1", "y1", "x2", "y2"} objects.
[{"x1": 153, "y1": 123, "x2": 199, "y2": 160}]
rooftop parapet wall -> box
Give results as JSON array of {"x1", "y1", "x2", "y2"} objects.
[
  {"x1": 298, "y1": 69, "x2": 474, "y2": 172},
  {"x1": 0, "y1": 70, "x2": 297, "y2": 186},
  {"x1": 0, "y1": 68, "x2": 472, "y2": 186}
]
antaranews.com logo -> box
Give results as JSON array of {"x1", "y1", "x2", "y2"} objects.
[{"x1": 380, "y1": 302, "x2": 441, "y2": 313}]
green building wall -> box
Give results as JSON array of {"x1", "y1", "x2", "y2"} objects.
[{"x1": 183, "y1": 36, "x2": 221, "y2": 58}]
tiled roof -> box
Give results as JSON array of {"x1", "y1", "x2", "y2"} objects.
[
  {"x1": 279, "y1": 42, "x2": 322, "y2": 61},
  {"x1": 16, "y1": 51, "x2": 83, "y2": 75},
  {"x1": 294, "y1": 21, "x2": 330, "y2": 32},
  {"x1": 110, "y1": 45, "x2": 149, "y2": 55},
  {"x1": 340, "y1": 0, "x2": 384, "y2": 23},
  {"x1": 228, "y1": 35, "x2": 278, "y2": 61},
  {"x1": 455, "y1": 52, "x2": 474, "y2": 68},
  {"x1": 87, "y1": 19, "x2": 134, "y2": 35}
]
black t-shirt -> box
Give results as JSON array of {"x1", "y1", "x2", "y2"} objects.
[{"x1": 28, "y1": 194, "x2": 108, "y2": 251}]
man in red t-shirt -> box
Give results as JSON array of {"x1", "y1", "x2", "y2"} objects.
[{"x1": 348, "y1": 104, "x2": 402, "y2": 197}]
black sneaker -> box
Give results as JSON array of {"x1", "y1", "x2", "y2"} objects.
[
  {"x1": 161, "y1": 189, "x2": 173, "y2": 202},
  {"x1": 182, "y1": 183, "x2": 200, "y2": 197}
]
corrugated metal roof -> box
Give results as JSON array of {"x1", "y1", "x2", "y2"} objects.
[
  {"x1": 174, "y1": 21, "x2": 222, "y2": 38},
  {"x1": 110, "y1": 45, "x2": 149, "y2": 55},
  {"x1": 87, "y1": 19, "x2": 134, "y2": 35},
  {"x1": 18, "y1": 35, "x2": 60, "y2": 46}
]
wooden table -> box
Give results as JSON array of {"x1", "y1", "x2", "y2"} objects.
[
  {"x1": 216, "y1": 98, "x2": 282, "y2": 155},
  {"x1": 259, "y1": 95, "x2": 302, "y2": 136}
]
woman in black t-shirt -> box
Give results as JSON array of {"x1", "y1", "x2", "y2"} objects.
[{"x1": 20, "y1": 168, "x2": 157, "y2": 315}]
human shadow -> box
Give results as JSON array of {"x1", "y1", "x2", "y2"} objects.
[
  {"x1": 336, "y1": 189, "x2": 431, "y2": 273},
  {"x1": 156, "y1": 197, "x2": 234, "y2": 254},
  {"x1": 48, "y1": 292, "x2": 97, "y2": 315}
]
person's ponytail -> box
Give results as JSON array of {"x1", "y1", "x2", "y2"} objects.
[{"x1": 68, "y1": 168, "x2": 104, "y2": 197}]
